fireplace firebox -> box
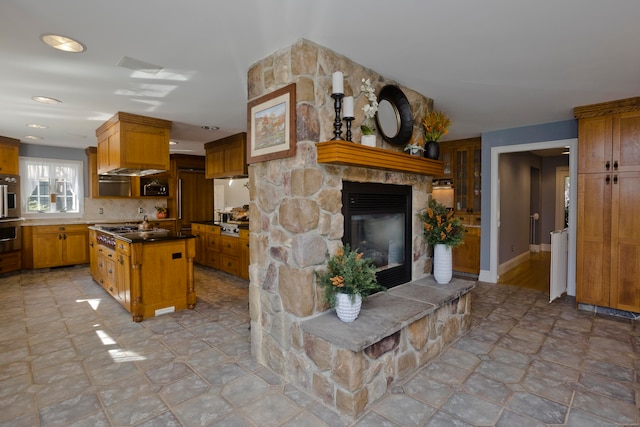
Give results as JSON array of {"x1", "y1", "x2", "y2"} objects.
[{"x1": 342, "y1": 181, "x2": 412, "y2": 289}]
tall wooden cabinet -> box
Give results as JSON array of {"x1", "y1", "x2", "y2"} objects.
[
  {"x1": 0, "y1": 136, "x2": 20, "y2": 175},
  {"x1": 575, "y1": 99, "x2": 640, "y2": 312},
  {"x1": 205, "y1": 132, "x2": 248, "y2": 179}
]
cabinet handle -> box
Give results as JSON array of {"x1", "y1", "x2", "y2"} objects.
[
  {"x1": 605, "y1": 161, "x2": 610, "y2": 170},
  {"x1": 90, "y1": 242, "x2": 94, "y2": 247},
  {"x1": 108, "y1": 269, "x2": 112, "y2": 274},
  {"x1": 613, "y1": 174, "x2": 618, "y2": 184},
  {"x1": 58, "y1": 234, "x2": 62, "y2": 240},
  {"x1": 109, "y1": 287, "x2": 113, "y2": 292},
  {"x1": 63, "y1": 234, "x2": 67, "y2": 240},
  {"x1": 605, "y1": 175, "x2": 611, "y2": 184},
  {"x1": 614, "y1": 160, "x2": 618, "y2": 170}
]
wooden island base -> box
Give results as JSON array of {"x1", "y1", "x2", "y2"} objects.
[{"x1": 89, "y1": 228, "x2": 196, "y2": 322}]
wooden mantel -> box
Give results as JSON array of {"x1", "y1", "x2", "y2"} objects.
[{"x1": 316, "y1": 140, "x2": 444, "y2": 176}]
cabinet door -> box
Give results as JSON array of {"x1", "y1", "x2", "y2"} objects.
[
  {"x1": 452, "y1": 227, "x2": 480, "y2": 274},
  {"x1": 33, "y1": 234, "x2": 63, "y2": 268},
  {"x1": 178, "y1": 170, "x2": 213, "y2": 231},
  {"x1": 63, "y1": 231, "x2": 89, "y2": 265},
  {"x1": 438, "y1": 146, "x2": 453, "y2": 179},
  {"x1": 578, "y1": 116, "x2": 613, "y2": 173},
  {"x1": 240, "y1": 237, "x2": 250, "y2": 280},
  {"x1": 613, "y1": 111, "x2": 640, "y2": 172},
  {"x1": 610, "y1": 171, "x2": 640, "y2": 311},
  {"x1": 224, "y1": 141, "x2": 247, "y2": 176},
  {"x1": 454, "y1": 148, "x2": 468, "y2": 212},
  {"x1": 576, "y1": 173, "x2": 611, "y2": 306},
  {"x1": 205, "y1": 147, "x2": 225, "y2": 179},
  {"x1": 0, "y1": 142, "x2": 19, "y2": 175}
]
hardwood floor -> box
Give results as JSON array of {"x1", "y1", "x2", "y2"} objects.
[{"x1": 498, "y1": 251, "x2": 550, "y2": 292}]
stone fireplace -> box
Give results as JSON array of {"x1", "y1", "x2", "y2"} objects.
[{"x1": 247, "y1": 39, "x2": 473, "y2": 419}]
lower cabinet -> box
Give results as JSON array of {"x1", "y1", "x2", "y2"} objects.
[
  {"x1": 452, "y1": 226, "x2": 481, "y2": 274},
  {"x1": 23, "y1": 224, "x2": 89, "y2": 269},
  {"x1": 0, "y1": 251, "x2": 21, "y2": 274},
  {"x1": 192, "y1": 223, "x2": 249, "y2": 280}
]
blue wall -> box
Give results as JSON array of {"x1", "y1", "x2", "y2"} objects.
[
  {"x1": 480, "y1": 120, "x2": 577, "y2": 272},
  {"x1": 19, "y1": 143, "x2": 89, "y2": 197}
]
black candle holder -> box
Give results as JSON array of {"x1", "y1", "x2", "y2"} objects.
[
  {"x1": 344, "y1": 116, "x2": 354, "y2": 142},
  {"x1": 331, "y1": 93, "x2": 344, "y2": 140}
]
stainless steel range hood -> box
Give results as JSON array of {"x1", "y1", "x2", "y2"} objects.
[
  {"x1": 102, "y1": 167, "x2": 167, "y2": 176},
  {"x1": 96, "y1": 112, "x2": 172, "y2": 177}
]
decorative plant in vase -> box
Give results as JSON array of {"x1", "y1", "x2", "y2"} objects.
[
  {"x1": 360, "y1": 78, "x2": 378, "y2": 147},
  {"x1": 422, "y1": 110, "x2": 451, "y2": 160},
  {"x1": 404, "y1": 142, "x2": 425, "y2": 155},
  {"x1": 316, "y1": 244, "x2": 385, "y2": 322},
  {"x1": 417, "y1": 199, "x2": 464, "y2": 284},
  {"x1": 155, "y1": 206, "x2": 168, "y2": 219}
]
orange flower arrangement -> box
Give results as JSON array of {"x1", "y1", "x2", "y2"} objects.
[
  {"x1": 418, "y1": 200, "x2": 465, "y2": 247},
  {"x1": 422, "y1": 110, "x2": 451, "y2": 142}
]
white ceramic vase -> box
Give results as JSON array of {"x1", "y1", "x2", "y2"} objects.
[
  {"x1": 361, "y1": 134, "x2": 376, "y2": 147},
  {"x1": 335, "y1": 293, "x2": 362, "y2": 322},
  {"x1": 433, "y1": 244, "x2": 453, "y2": 284}
]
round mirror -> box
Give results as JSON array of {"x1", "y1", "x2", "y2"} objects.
[
  {"x1": 377, "y1": 99, "x2": 399, "y2": 138},
  {"x1": 375, "y1": 85, "x2": 413, "y2": 146}
]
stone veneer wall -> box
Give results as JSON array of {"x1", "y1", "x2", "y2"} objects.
[{"x1": 247, "y1": 39, "x2": 436, "y2": 408}]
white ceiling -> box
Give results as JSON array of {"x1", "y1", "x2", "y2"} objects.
[{"x1": 1, "y1": 0, "x2": 639, "y2": 157}]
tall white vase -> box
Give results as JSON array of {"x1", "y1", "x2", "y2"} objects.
[
  {"x1": 433, "y1": 244, "x2": 452, "y2": 284},
  {"x1": 335, "y1": 293, "x2": 362, "y2": 322}
]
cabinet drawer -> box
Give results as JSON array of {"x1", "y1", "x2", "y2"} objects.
[
  {"x1": 34, "y1": 224, "x2": 87, "y2": 234},
  {"x1": 115, "y1": 240, "x2": 130, "y2": 255},
  {"x1": 205, "y1": 234, "x2": 220, "y2": 251},
  {"x1": 220, "y1": 236, "x2": 241, "y2": 255},
  {"x1": 205, "y1": 251, "x2": 221, "y2": 269},
  {"x1": 220, "y1": 254, "x2": 241, "y2": 276}
]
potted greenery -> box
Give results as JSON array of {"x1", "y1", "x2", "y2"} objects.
[
  {"x1": 316, "y1": 244, "x2": 385, "y2": 322},
  {"x1": 417, "y1": 199, "x2": 465, "y2": 284},
  {"x1": 155, "y1": 206, "x2": 168, "y2": 219}
]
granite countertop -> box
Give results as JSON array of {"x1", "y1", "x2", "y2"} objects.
[
  {"x1": 22, "y1": 217, "x2": 177, "y2": 226},
  {"x1": 88, "y1": 224, "x2": 195, "y2": 244}
]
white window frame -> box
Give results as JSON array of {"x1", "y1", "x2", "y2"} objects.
[{"x1": 19, "y1": 156, "x2": 84, "y2": 219}]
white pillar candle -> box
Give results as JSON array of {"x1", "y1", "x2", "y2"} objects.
[
  {"x1": 343, "y1": 96, "x2": 354, "y2": 117},
  {"x1": 332, "y1": 71, "x2": 344, "y2": 94}
]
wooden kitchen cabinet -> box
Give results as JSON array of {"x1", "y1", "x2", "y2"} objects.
[
  {"x1": 203, "y1": 225, "x2": 221, "y2": 269},
  {"x1": 191, "y1": 223, "x2": 206, "y2": 265},
  {"x1": 220, "y1": 235, "x2": 242, "y2": 276},
  {"x1": 575, "y1": 99, "x2": 640, "y2": 312},
  {"x1": 22, "y1": 224, "x2": 89, "y2": 269},
  {"x1": 0, "y1": 136, "x2": 20, "y2": 175},
  {"x1": 115, "y1": 240, "x2": 131, "y2": 310},
  {"x1": 205, "y1": 132, "x2": 248, "y2": 178},
  {"x1": 453, "y1": 139, "x2": 481, "y2": 214},
  {"x1": 96, "y1": 112, "x2": 172, "y2": 175},
  {"x1": 453, "y1": 226, "x2": 481, "y2": 274},
  {"x1": 0, "y1": 251, "x2": 21, "y2": 274}
]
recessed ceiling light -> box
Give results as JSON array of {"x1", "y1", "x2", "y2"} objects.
[
  {"x1": 24, "y1": 135, "x2": 43, "y2": 140},
  {"x1": 201, "y1": 125, "x2": 220, "y2": 131},
  {"x1": 40, "y1": 34, "x2": 86, "y2": 53},
  {"x1": 26, "y1": 123, "x2": 48, "y2": 129},
  {"x1": 32, "y1": 96, "x2": 62, "y2": 105}
]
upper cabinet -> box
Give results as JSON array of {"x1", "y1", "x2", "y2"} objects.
[
  {"x1": 205, "y1": 132, "x2": 248, "y2": 179},
  {"x1": 96, "y1": 112, "x2": 172, "y2": 176},
  {"x1": 437, "y1": 137, "x2": 481, "y2": 214},
  {"x1": 0, "y1": 136, "x2": 20, "y2": 175}
]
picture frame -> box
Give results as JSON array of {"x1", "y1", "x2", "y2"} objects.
[{"x1": 247, "y1": 83, "x2": 296, "y2": 164}]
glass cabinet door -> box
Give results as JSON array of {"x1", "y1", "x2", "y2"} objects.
[{"x1": 455, "y1": 149, "x2": 468, "y2": 211}]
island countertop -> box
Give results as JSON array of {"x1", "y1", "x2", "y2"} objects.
[{"x1": 88, "y1": 224, "x2": 196, "y2": 244}]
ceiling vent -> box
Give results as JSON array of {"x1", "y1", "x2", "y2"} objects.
[{"x1": 117, "y1": 56, "x2": 163, "y2": 75}]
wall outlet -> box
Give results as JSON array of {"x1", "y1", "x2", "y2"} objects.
[
  {"x1": 138, "y1": 207, "x2": 143, "y2": 214},
  {"x1": 99, "y1": 208, "x2": 104, "y2": 215}
]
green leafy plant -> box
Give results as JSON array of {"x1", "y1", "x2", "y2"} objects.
[
  {"x1": 316, "y1": 244, "x2": 385, "y2": 306},
  {"x1": 155, "y1": 206, "x2": 167, "y2": 213},
  {"x1": 417, "y1": 199, "x2": 465, "y2": 247}
]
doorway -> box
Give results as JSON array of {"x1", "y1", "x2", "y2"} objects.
[{"x1": 482, "y1": 138, "x2": 578, "y2": 296}]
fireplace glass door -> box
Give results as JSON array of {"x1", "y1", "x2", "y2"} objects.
[{"x1": 342, "y1": 181, "x2": 412, "y2": 288}]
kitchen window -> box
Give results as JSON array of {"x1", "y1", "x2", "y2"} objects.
[{"x1": 19, "y1": 157, "x2": 84, "y2": 217}]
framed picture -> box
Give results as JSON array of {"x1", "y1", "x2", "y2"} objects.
[{"x1": 247, "y1": 83, "x2": 296, "y2": 164}]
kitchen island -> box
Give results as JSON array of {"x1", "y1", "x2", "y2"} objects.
[{"x1": 88, "y1": 224, "x2": 197, "y2": 321}]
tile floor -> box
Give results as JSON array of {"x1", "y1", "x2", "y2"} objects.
[{"x1": 0, "y1": 266, "x2": 638, "y2": 426}]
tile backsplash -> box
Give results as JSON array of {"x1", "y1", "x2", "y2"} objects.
[{"x1": 83, "y1": 198, "x2": 168, "y2": 222}]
